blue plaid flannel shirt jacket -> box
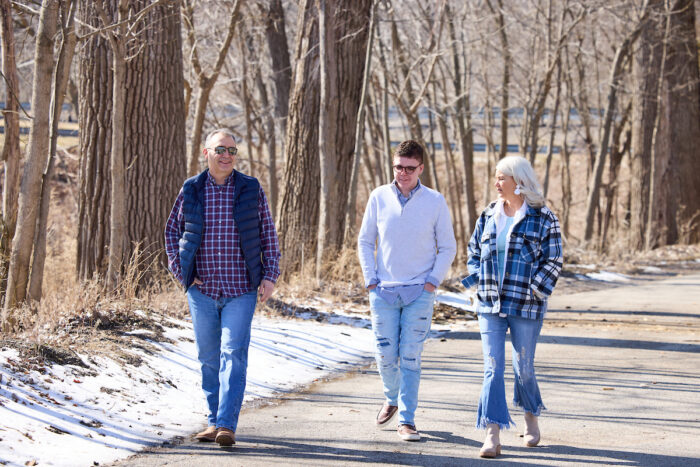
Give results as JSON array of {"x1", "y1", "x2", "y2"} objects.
[{"x1": 461, "y1": 202, "x2": 563, "y2": 320}]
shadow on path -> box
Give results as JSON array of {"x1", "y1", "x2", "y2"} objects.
[
  {"x1": 444, "y1": 331, "x2": 700, "y2": 353},
  {"x1": 148, "y1": 434, "x2": 700, "y2": 466}
]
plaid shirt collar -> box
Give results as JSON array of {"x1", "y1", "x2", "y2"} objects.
[{"x1": 206, "y1": 170, "x2": 235, "y2": 187}]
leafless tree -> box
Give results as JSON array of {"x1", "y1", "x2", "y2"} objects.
[
  {"x1": 316, "y1": 0, "x2": 372, "y2": 276},
  {"x1": 0, "y1": 0, "x2": 21, "y2": 295},
  {"x1": 182, "y1": 0, "x2": 243, "y2": 178},
  {"x1": 3, "y1": 0, "x2": 59, "y2": 315}
]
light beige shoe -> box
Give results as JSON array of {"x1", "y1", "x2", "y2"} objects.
[
  {"x1": 479, "y1": 444, "x2": 502, "y2": 458},
  {"x1": 215, "y1": 427, "x2": 235, "y2": 446},
  {"x1": 479, "y1": 423, "x2": 501, "y2": 458},
  {"x1": 524, "y1": 412, "x2": 540, "y2": 447},
  {"x1": 194, "y1": 425, "x2": 218, "y2": 442}
]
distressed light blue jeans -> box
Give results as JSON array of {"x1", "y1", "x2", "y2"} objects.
[
  {"x1": 369, "y1": 289, "x2": 435, "y2": 425},
  {"x1": 187, "y1": 285, "x2": 257, "y2": 431},
  {"x1": 476, "y1": 313, "x2": 545, "y2": 429}
]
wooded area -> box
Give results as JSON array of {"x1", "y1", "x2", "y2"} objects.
[{"x1": 0, "y1": 0, "x2": 699, "y2": 327}]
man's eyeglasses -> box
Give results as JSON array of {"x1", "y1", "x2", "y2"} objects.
[
  {"x1": 209, "y1": 146, "x2": 238, "y2": 156},
  {"x1": 393, "y1": 164, "x2": 421, "y2": 174}
]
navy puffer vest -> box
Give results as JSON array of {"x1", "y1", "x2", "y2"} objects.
[{"x1": 178, "y1": 169, "x2": 263, "y2": 290}]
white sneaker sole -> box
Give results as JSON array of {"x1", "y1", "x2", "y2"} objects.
[{"x1": 399, "y1": 432, "x2": 421, "y2": 441}]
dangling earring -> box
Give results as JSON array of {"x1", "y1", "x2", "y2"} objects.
[{"x1": 514, "y1": 184, "x2": 522, "y2": 195}]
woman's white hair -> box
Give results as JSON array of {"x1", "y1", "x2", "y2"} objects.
[{"x1": 495, "y1": 155, "x2": 546, "y2": 208}]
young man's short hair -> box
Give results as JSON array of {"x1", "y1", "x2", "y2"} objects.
[{"x1": 393, "y1": 140, "x2": 424, "y2": 164}]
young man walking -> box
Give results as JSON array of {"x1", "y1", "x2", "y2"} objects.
[
  {"x1": 358, "y1": 140, "x2": 456, "y2": 441},
  {"x1": 165, "y1": 129, "x2": 280, "y2": 446}
]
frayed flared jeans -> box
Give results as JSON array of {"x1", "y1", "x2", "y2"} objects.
[
  {"x1": 476, "y1": 312, "x2": 545, "y2": 429},
  {"x1": 369, "y1": 289, "x2": 435, "y2": 426},
  {"x1": 187, "y1": 285, "x2": 257, "y2": 432}
]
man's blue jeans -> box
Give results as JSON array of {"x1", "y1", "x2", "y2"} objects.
[
  {"x1": 369, "y1": 289, "x2": 435, "y2": 426},
  {"x1": 187, "y1": 285, "x2": 257, "y2": 431},
  {"x1": 476, "y1": 312, "x2": 545, "y2": 429}
]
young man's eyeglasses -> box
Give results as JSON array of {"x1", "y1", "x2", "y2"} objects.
[
  {"x1": 393, "y1": 164, "x2": 421, "y2": 174},
  {"x1": 209, "y1": 146, "x2": 238, "y2": 156}
]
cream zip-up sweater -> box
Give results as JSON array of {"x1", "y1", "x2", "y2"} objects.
[{"x1": 357, "y1": 183, "x2": 457, "y2": 288}]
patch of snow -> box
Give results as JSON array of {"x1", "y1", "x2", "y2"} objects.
[
  {"x1": 436, "y1": 291, "x2": 476, "y2": 312},
  {"x1": 642, "y1": 266, "x2": 664, "y2": 273},
  {"x1": 585, "y1": 271, "x2": 632, "y2": 282},
  {"x1": 123, "y1": 329, "x2": 154, "y2": 336},
  {"x1": 0, "y1": 313, "x2": 376, "y2": 467}
]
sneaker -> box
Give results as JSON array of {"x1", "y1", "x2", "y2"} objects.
[
  {"x1": 215, "y1": 427, "x2": 235, "y2": 446},
  {"x1": 397, "y1": 424, "x2": 420, "y2": 441},
  {"x1": 376, "y1": 403, "x2": 398, "y2": 426},
  {"x1": 194, "y1": 426, "x2": 218, "y2": 442}
]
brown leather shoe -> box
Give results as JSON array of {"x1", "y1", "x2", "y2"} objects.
[
  {"x1": 397, "y1": 424, "x2": 421, "y2": 441},
  {"x1": 215, "y1": 427, "x2": 235, "y2": 446},
  {"x1": 194, "y1": 426, "x2": 218, "y2": 442},
  {"x1": 376, "y1": 403, "x2": 398, "y2": 426}
]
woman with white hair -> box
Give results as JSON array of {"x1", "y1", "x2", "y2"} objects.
[{"x1": 461, "y1": 155, "x2": 563, "y2": 458}]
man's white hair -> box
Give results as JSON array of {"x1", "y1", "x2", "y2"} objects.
[
  {"x1": 495, "y1": 155, "x2": 546, "y2": 208},
  {"x1": 204, "y1": 128, "x2": 236, "y2": 148}
]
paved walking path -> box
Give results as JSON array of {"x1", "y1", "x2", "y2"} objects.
[{"x1": 115, "y1": 272, "x2": 700, "y2": 466}]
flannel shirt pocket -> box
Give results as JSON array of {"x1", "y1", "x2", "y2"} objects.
[{"x1": 520, "y1": 233, "x2": 540, "y2": 264}]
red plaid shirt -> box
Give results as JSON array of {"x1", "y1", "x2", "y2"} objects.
[{"x1": 165, "y1": 171, "x2": 281, "y2": 299}]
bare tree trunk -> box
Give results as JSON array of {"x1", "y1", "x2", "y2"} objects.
[
  {"x1": 253, "y1": 52, "x2": 278, "y2": 218},
  {"x1": 630, "y1": 0, "x2": 663, "y2": 249},
  {"x1": 259, "y1": 0, "x2": 291, "y2": 136},
  {"x1": 600, "y1": 104, "x2": 631, "y2": 251},
  {"x1": 77, "y1": 0, "x2": 185, "y2": 283},
  {"x1": 0, "y1": 0, "x2": 21, "y2": 295},
  {"x1": 365, "y1": 89, "x2": 385, "y2": 186},
  {"x1": 573, "y1": 36, "x2": 597, "y2": 179},
  {"x1": 3, "y1": 0, "x2": 59, "y2": 314},
  {"x1": 644, "y1": 2, "x2": 670, "y2": 250},
  {"x1": 445, "y1": 4, "x2": 477, "y2": 234},
  {"x1": 98, "y1": 0, "x2": 129, "y2": 290},
  {"x1": 437, "y1": 107, "x2": 465, "y2": 258},
  {"x1": 77, "y1": 2, "x2": 112, "y2": 280},
  {"x1": 543, "y1": 61, "x2": 562, "y2": 198},
  {"x1": 188, "y1": 85, "x2": 212, "y2": 176},
  {"x1": 583, "y1": 8, "x2": 648, "y2": 243},
  {"x1": 560, "y1": 48, "x2": 575, "y2": 239},
  {"x1": 427, "y1": 110, "x2": 440, "y2": 191},
  {"x1": 277, "y1": 0, "x2": 320, "y2": 275},
  {"x1": 184, "y1": 0, "x2": 242, "y2": 177},
  {"x1": 28, "y1": 1, "x2": 77, "y2": 301},
  {"x1": 645, "y1": 0, "x2": 700, "y2": 246},
  {"x1": 376, "y1": 34, "x2": 393, "y2": 183},
  {"x1": 239, "y1": 30, "x2": 255, "y2": 175},
  {"x1": 343, "y1": 0, "x2": 376, "y2": 246},
  {"x1": 316, "y1": 0, "x2": 372, "y2": 277},
  {"x1": 485, "y1": 0, "x2": 510, "y2": 160}
]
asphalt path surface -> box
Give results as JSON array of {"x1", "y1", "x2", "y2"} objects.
[{"x1": 113, "y1": 272, "x2": 700, "y2": 466}]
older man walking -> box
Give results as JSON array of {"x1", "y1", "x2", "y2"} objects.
[
  {"x1": 358, "y1": 140, "x2": 456, "y2": 441},
  {"x1": 165, "y1": 128, "x2": 280, "y2": 446}
]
